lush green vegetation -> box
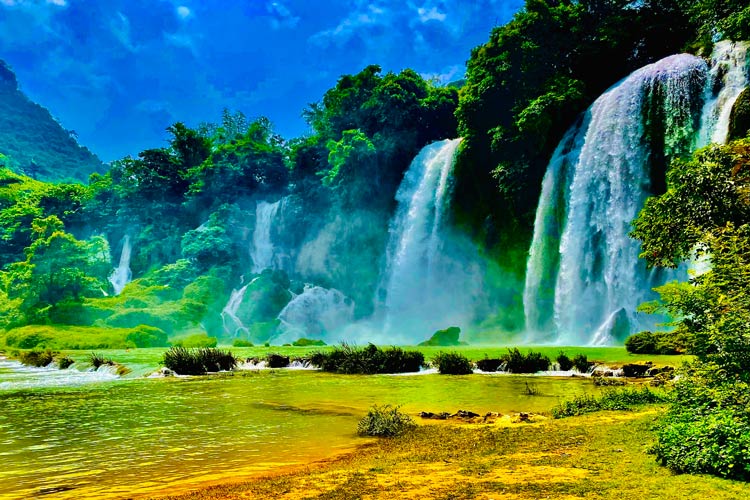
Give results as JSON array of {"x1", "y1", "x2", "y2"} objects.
[
  {"x1": 498, "y1": 348, "x2": 551, "y2": 373},
  {"x1": 418, "y1": 326, "x2": 463, "y2": 346},
  {"x1": 631, "y1": 139, "x2": 750, "y2": 479},
  {"x1": 431, "y1": 351, "x2": 473, "y2": 375},
  {"x1": 625, "y1": 330, "x2": 684, "y2": 355},
  {"x1": 161, "y1": 346, "x2": 238, "y2": 375},
  {"x1": 309, "y1": 343, "x2": 424, "y2": 374},
  {"x1": 357, "y1": 404, "x2": 415, "y2": 437},
  {"x1": 551, "y1": 387, "x2": 670, "y2": 418},
  {"x1": 0, "y1": 60, "x2": 103, "y2": 182}
]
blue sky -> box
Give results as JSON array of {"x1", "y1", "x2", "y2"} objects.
[{"x1": 0, "y1": 0, "x2": 523, "y2": 161}]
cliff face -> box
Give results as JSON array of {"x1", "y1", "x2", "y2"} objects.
[{"x1": 0, "y1": 59, "x2": 103, "y2": 182}]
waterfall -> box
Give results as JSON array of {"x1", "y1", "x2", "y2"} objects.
[
  {"x1": 275, "y1": 285, "x2": 355, "y2": 342},
  {"x1": 524, "y1": 54, "x2": 710, "y2": 345},
  {"x1": 698, "y1": 41, "x2": 750, "y2": 146},
  {"x1": 251, "y1": 200, "x2": 281, "y2": 273},
  {"x1": 377, "y1": 138, "x2": 482, "y2": 342},
  {"x1": 221, "y1": 276, "x2": 260, "y2": 337},
  {"x1": 109, "y1": 235, "x2": 132, "y2": 295}
]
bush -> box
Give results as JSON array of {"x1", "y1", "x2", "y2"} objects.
[
  {"x1": 56, "y1": 355, "x2": 75, "y2": 369},
  {"x1": 652, "y1": 370, "x2": 750, "y2": 480},
  {"x1": 292, "y1": 338, "x2": 326, "y2": 347},
  {"x1": 125, "y1": 325, "x2": 168, "y2": 348},
  {"x1": 171, "y1": 333, "x2": 218, "y2": 348},
  {"x1": 89, "y1": 352, "x2": 114, "y2": 369},
  {"x1": 2, "y1": 324, "x2": 160, "y2": 350},
  {"x1": 499, "y1": 348, "x2": 550, "y2": 373},
  {"x1": 556, "y1": 352, "x2": 573, "y2": 371},
  {"x1": 572, "y1": 353, "x2": 593, "y2": 373},
  {"x1": 625, "y1": 330, "x2": 681, "y2": 355},
  {"x1": 162, "y1": 347, "x2": 238, "y2": 375},
  {"x1": 357, "y1": 405, "x2": 415, "y2": 437},
  {"x1": 476, "y1": 357, "x2": 502, "y2": 372},
  {"x1": 232, "y1": 339, "x2": 254, "y2": 347},
  {"x1": 18, "y1": 349, "x2": 56, "y2": 367},
  {"x1": 432, "y1": 351, "x2": 473, "y2": 375},
  {"x1": 309, "y1": 343, "x2": 423, "y2": 374},
  {"x1": 551, "y1": 387, "x2": 670, "y2": 418},
  {"x1": 266, "y1": 353, "x2": 290, "y2": 368}
]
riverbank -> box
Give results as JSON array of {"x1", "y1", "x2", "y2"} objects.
[{"x1": 151, "y1": 408, "x2": 748, "y2": 500}]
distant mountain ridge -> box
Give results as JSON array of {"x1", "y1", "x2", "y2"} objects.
[{"x1": 0, "y1": 59, "x2": 104, "y2": 182}]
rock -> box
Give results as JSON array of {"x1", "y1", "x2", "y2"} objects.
[
  {"x1": 621, "y1": 363, "x2": 651, "y2": 377},
  {"x1": 419, "y1": 411, "x2": 450, "y2": 420},
  {"x1": 453, "y1": 410, "x2": 481, "y2": 419},
  {"x1": 729, "y1": 87, "x2": 750, "y2": 141},
  {"x1": 418, "y1": 326, "x2": 463, "y2": 346}
]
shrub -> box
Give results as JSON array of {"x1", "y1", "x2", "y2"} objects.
[
  {"x1": 162, "y1": 347, "x2": 238, "y2": 375},
  {"x1": 652, "y1": 370, "x2": 750, "y2": 480},
  {"x1": 56, "y1": 355, "x2": 75, "y2": 369},
  {"x1": 357, "y1": 405, "x2": 415, "y2": 437},
  {"x1": 232, "y1": 339, "x2": 254, "y2": 347},
  {"x1": 551, "y1": 387, "x2": 670, "y2": 418},
  {"x1": 18, "y1": 349, "x2": 56, "y2": 367},
  {"x1": 556, "y1": 352, "x2": 573, "y2": 371},
  {"x1": 292, "y1": 338, "x2": 326, "y2": 347},
  {"x1": 125, "y1": 325, "x2": 168, "y2": 348},
  {"x1": 476, "y1": 357, "x2": 502, "y2": 372},
  {"x1": 171, "y1": 333, "x2": 218, "y2": 348},
  {"x1": 266, "y1": 353, "x2": 290, "y2": 368},
  {"x1": 499, "y1": 348, "x2": 550, "y2": 373},
  {"x1": 625, "y1": 330, "x2": 681, "y2": 355},
  {"x1": 432, "y1": 351, "x2": 473, "y2": 375},
  {"x1": 89, "y1": 352, "x2": 114, "y2": 369},
  {"x1": 308, "y1": 344, "x2": 423, "y2": 374},
  {"x1": 572, "y1": 353, "x2": 593, "y2": 373}
]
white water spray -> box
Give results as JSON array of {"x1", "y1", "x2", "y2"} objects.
[
  {"x1": 109, "y1": 235, "x2": 132, "y2": 295},
  {"x1": 251, "y1": 200, "x2": 281, "y2": 273}
]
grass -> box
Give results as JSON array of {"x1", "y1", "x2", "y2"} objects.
[
  {"x1": 357, "y1": 405, "x2": 415, "y2": 437},
  {"x1": 162, "y1": 347, "x2": 238, "y2": 375},
  {"x1": 551, "y1": 386, "x2": 671, "y2": 418},
  {"x1": 0, "y1": 324, "x2": 167, "y2": 350},
  {"x1": 308, "y1": 344, "x2": 424, "y2": 374},
  {"x1": 150, "y1": 409, "x2": 749, "y2": 500}
]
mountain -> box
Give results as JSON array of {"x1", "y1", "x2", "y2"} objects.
[{"x1": 0, "y1": 59, "x2": 103, "y2": 182}]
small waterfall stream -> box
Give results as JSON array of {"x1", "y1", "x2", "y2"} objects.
[
  {"x1": 251, "y1": 200, "x2": 281, "y2": 273},
  {"x1": 109, "y1": 235, "x2": 132, "y2": 295},
  {"x1": 275, "y1": 285, "x2": 355, "y2": 343}
]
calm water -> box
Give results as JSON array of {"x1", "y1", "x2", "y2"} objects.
[{"x1": 0, "y1": 352, "x2": 600, "y2": 499}]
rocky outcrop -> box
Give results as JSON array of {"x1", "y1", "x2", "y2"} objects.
[{"x1": 729, "y1": 87, "x2": 750, "y2": 141}]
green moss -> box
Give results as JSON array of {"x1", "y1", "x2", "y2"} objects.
[
  {"x1": 171, "y1": 333, "x2": 218, "y2": 348},
  {"x1": 728, "y1": 87, "x2": 750, "y2": 141}
]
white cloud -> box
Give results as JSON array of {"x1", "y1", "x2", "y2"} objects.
[
  {"x1": 309, "y1": 2, "x2": 387, "y2": 47},
  {"x1": 417, "y1": 6, "x2": 446, "y2": 22},
  {"x1": 176, "y1": 5, "x2": 190, "y2": 19},
  {"x1": 267, "y1": 1, "x2": 299, "y2": 29}
]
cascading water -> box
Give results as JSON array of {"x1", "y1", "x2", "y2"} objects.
[
  {"x1": 378, "y1": 138, "x2": 483, "y2": 342},
  {"x1": 698, "y1": 41, "x2": 750, "y2": 146},
  {"x1": 524, "y1": 54, "x2": 710, "y2": 345},
  {"x1": 251, "y1": 200, "x2": 281, "y2": 273},
  {"x1": 109, "y1": 235, "x2": 132, "y2": 295},
  {"x1": 275, "y1": 285, "x2": 355, "y2": 343},
  {"x1": 221, "y1": 276, "x2": 260, "y2": 337}
]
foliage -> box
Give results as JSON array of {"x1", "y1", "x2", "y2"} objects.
[
  {"x1": 418, "y1": 326, "x2": 462, "y2": 346},
  {"x1": 17, "y1": 348, "x2": 55, "y2": 367},
  {"x1": 431, "y1": 351, "x2": 473, "y2": 375},
  {"x1": 729, "y1": 88, "x2": 750, "y2": 141},
  {"x1": 571, "y1": 353, "x2": 593, "y2": 373},
  {"x1": 0, "y1": 61, "x2": 103, "y2": 181},
  {"x1": 171, "y1": 333, "x2": 218, "y2": 348},
  {"x1": 625, "y1": 331, "x2": 682, "y2": 355},
  {"x1": 265, "y1": 353, "x2": 290, "y2": 368},
  {"x1": 652, "y1": 364, "x2": 750, "y2": 480},
  {"x1": 309, "y1": 343, "x2": 424, "y2": 374},
  {"x1": 556, "y1": 352, "x2": 573, "y2": 371},
  {"x1": 475, "y1": 357, "x2": 502, "y2": 372},
  {"x1": 499, "y1": 348, "x2": 550, "y2": 373},
  {"x1": 292, "y1": 338, "x2": 326, "y2": 347},
  {"x1": 1, "y1": 324, "x2": 162, "y2": 350},
  {"x1": 632, "y1": 139, "x2": 750, "y2": 480},
  {"x1": 89, "y1": 352, "x2": 114, "y2": 369},
  {"x1": 232, "y1": 339, "x2": 254, "y2": 347},
  {"x1": 161, "y1": 347, "x2": 238, "y2": 375},
  {"x1": 56, "y1": 355, "x2": 74, "y2": 369},
  {"x1": 124, "y1": 325, "x2": 168, "y2": 348},
  {"x1": 357, "y1": 404, "x2": 415, "y2": 437},
  {"x1": 551, "y1": 387, "x2": 670, "y2": 418}
]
